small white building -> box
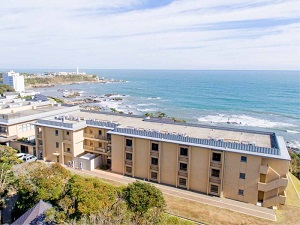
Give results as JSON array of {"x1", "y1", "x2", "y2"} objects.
[{"x1": 2, "y1": 70, "x2": 25, "y2": 93}]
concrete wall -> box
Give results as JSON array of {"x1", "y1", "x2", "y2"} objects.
[{"x1": 111, "y1": 134, "x2": 124, "y2": 174}]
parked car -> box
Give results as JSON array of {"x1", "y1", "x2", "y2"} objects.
[
  {"x1": 17, "y1": 153, "x2": 30, "y2": 160},
  {"x1": 23, "y1": 155, "x2": 37, "y2": 163}
]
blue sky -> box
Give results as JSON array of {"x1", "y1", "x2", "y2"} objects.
[{"x1": 0, "y1": 0, "x2": 299, "y2": 70}]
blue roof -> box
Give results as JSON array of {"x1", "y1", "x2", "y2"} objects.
[{"x1": 108, "y1": 127, "x2": 281, "y2": 157}]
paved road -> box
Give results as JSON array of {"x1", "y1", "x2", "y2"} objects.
[{"x1": 68, "y1": 168, "x2": 276, "y2": 221}]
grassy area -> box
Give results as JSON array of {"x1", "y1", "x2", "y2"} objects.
[
  {"x1": 289, "y1": 173, "x2": 300, "y2": 194},
  {"x1": 164, "y1": 194, "x2": 271, "y2": 225},
  {"x1": 162, "y1": 214, "x2": 197, "y2": 225},
  {"x1": 285, "y1": 173, "x2": 300, "y2": 207},
  {"x1": 71, "y1": 168, "x2": 300, "y2": 225}
]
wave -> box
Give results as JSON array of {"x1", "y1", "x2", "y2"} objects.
[
  {"x1": 136, "y1": 108, "x2": 157, "y2": 112},
  {"x1": 286, "y1": 141, "x2": 300, "y2": 150},
  {"x1": 137, "y1": 103, "x2": 157, "y2": 106},
  {"x1": 147, "y1": 97, "x2": 161, "y2": 100},
  {"x1": 197, "y1": 114, "x2": 297, "y2": 129},
  {"x1": 286, "y1": 130, "x2": 300, "y2": 134}
]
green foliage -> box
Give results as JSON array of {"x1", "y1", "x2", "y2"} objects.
[
  {"x1": 14, "y1": 162, "x2": 71, "y2": 214},
  {"x1": 0, "y1": 146, "x2": 21, "y2": 208},
  {"x1": 48, "y1": 96, "x2": 64, "y2": 103},
  {"x1": 24, "y1": 74, "x2": 98, "y2": 87},
  {"x1": 100, "y1": 164, "x2": 110, "y2": 170},
  {"x1": 0, "y1": 84, "x2": 15, "y2": 95},
  {"x1": 289, "y1": 150, "x2": 300, "y2": 179},
  {"x1": 123, "y1": 181, "x2": 166, "y2": 223}
]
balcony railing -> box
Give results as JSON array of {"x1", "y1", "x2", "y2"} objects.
[
  {"x1": 125, "y1": 160, "x2": 133, "y2": 166},
  {"x1": 84, "y1": 133, "x2": 109, "y2": 141},
  {"x1": 210, "y1": 161, "x2": 222, "y2": 168},
  {"x1": 64, "y1": 151, "x2": 72, "y2": 155},
  {"x1": 263, "y1": 191, "x2": 286, "y2": 207},
  {"x1": 178, "y1": 170, "x2": 188, "y2": 177},
  {"x1": 84, "y1": 145, "x2": 94, "y2": 151},
  {"x1": 150, "y1": 165, "x2": 159, "y2": 171},
  {"x1": 179, "y1": 156, "x2": 188, "y2": 162},
  {"x1": 260, "y1": 165, "x2": 268, "y2": 175},
  {"x1": 209, "y1": 177, "x2": 221, "y2": 184},
  {"x1": 258, "y1": 176, "x2": 288, "y2": 192},
  {"x1": 125, "y1": 146, "x2": 133, "y2": 152},
  {"x1": 150, "y1": 151, "x2": 159, "y2": 157}
]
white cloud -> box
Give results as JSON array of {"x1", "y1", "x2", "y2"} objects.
[{"x1": 0, "y1": 0, "x2": 299, "y2": 69}]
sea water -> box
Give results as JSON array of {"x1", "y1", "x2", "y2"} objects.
[{"x1": 12, "y1": 69, "x2": 300, "y2": 148}]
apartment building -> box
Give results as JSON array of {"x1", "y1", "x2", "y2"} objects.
[
  {"x1": 0, "y1": 98, "x2": 78, "y2": 154},
  {"x1": 35, "y1": 110, "x2": 290, "y2": 208},
  {"x1": 2, "y1": 70, "x2": 25, "y2": 93}
]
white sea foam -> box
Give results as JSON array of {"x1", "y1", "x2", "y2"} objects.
[
  {"x1": 286, "y1": 141, "x2": 300, "y2": 150},
  {"x1": 286, "y1": 130, "x2": 300, "y2": 134},
  {"x1": 136, "y1": 108, "x2": 157, "y2": 112},
  {"x1": 137, "y1": 103, "x2": 157, "y2": 106},
  {"x1": 197, "y1": 114, "x2": 297, "y2": 129},
  {"x1": 147, "y1": 97, "x2": 161, "y2": 100}
]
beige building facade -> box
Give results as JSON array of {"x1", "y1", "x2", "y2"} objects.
[{"x1": 35, "y1": 110, "x2": 290, "y2": 208}]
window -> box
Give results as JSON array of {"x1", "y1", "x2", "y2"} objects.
[
  {"x1": 152, "y1": 143, "x2": 159, "y2": 151},
  {"x1": 55, "y1": 130, "x2": 58, "y2": 136},
  {"x1": 151, "y1": 172, "x2": 158, "y2": 180},
  {"x1": 126, "y1": 153, "x2": 132, "y2": 161},
  {"x1": 240, "y1": 173, "x2": 246, "y2": 179},
  {"x1": 66, "y1": 131, "x2": 70, "y2": 135},
  {"x1": 67, "y1": 148, "x2": 70, "y2": 152},
  {"x1": 241, "y1": 156, "x2": 247, "y2": 163},
  {"x1": 212, "y1": 152, "x2": 221, "y2": 162},
  {"x1": 125, "y1": 166, "x2": 132, "y2": 174},
  {"x1": 180, "y1": 147, "x2": 188, "y2": 156},
  {"x1": 179, "y1": 163, "x2": 187, "y2": 171},
  {"x1": 98, "y1": 130, "x2": 102, "y2": 136},
  {"x1": 211, "y1": 169, "x2": 220, "y2": 178},
  {"x1": 99, "y1": 143, "x2": 102, "y2": 148},
  {"x1": 151, "y1": 157, "x2": 158, "y2": 165},
  {"x1": 238, "y1": 189, "x2": 244, "y2": 196},
  {"x1": 126, "y1": 139, "x2": 132, "y2": 147},
  {"x1": 210, "y1": 185, "x2": 219, "y2": 194},
  {"x1": 56, "y1": 142, "x2": 59, "y2": 148},
  {"x1": 179, "y1": 178, "x2": 187, "y2": 186}
]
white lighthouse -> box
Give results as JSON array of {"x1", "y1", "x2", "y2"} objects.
[{"x1": 76, "y1": 66, "x2": 79, "y2": 75}]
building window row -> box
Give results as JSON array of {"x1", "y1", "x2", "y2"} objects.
[
  {"x1": 179, "y1": 162, "x2": 187, "y2": 171},
  {"x1": 151, "y1": 171, "x2": 158, "y2": 180},
  {"x1": 212, "y1": 152, "x2": 222, "y2": 162},
  {"x1": 126, "y1": 139, "x2": 132, "y2": 147},
  {"x1": 151, "y1": 157, "x2": 158, "y2": 165},
  {"x1": 18, "y1": 124, "x2": 35, "y2": 133},
  {"x1": 152, "y1": 143, "x2": 159, "y2": 151},
  {"x1": 179, "y1": 177, "x2": 187, "y2": 187},
  {"x1": 239, "y1": 173, "x2": 246, "y2": 179},
  {"x1": 210, "y1": 184, "x2": 219, "y2": 194},
  {"x1": 126, "y1": 153, "x2": 132, "y2": 161},
  {"x1": 211, "y1": 169, "x2": 220, "y2": 178}
]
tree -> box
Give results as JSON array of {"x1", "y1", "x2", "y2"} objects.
[
  {"x1": 0, "y1": 84, "x2": 15, "y2": 95},
  {"x1": 13, "y1": 162, "x2": 71, "y2": 215},
  {"x1": 123, "y1": 181, "x2": 166, "y2": 224},
  {"x1": 45, "y1": 175, "x2": 129, "y2": 224},
  {"x1": 0, "y1": 146, "x2": 21, "y2": 207},
  {"x1": 289, "y1": 150, "x2": 300, "y2": 179}
]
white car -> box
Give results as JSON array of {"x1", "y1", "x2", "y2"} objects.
[
  {"x1": 23, "y1": 155, "x2": 37, "y2": 163},
  {"x1": 17, "y1": 153, "x2": 30, "y2": 160}
]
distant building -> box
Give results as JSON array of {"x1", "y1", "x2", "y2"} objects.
[{"x1": 2, "y1": 70, "x2": 25, "y2": 93}]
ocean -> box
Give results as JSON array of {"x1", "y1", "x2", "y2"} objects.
[{"x1": 10, "y1": 69, "x2": 300, "y2": 148}]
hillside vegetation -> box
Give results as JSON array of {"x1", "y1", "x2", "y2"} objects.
[{"x1": 24, "y1": 74, "x2": 99, "y2": 87}]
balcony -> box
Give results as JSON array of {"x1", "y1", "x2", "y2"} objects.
[
  {"x1": 150, "y1": 151, "x2": 159, "y2": 157},
  {"x1": 263, "y1": 191, "x2": 286, "y2": 208},
  {"x1": 63, "y1": 139, "x2": 72, "y2": 145},
  {"x1": 260, "y1": 165, "x2": 268, "y2": 175},
  {"x1": 150, "y1": 165, "x2": 159, "y2": 171},
  {"x1": 84, "y1": 145, "x2": 94, "y2": 151},
  {"x1": 209, "y1": 177, "x2": 221, "y2": 184},
  {"x1": 179, "y1": 156, "x2": 188, "y2": 162},
  {"x1": 37, "y1": 132, "x2": 42, "y2": 139},
  {"x1": 210, "y1": 161, "x2": 222, "y2": 168},
  {"x1": 125, "y1": 160, "x2": 132, "y2": 166},
  {"x1": 84, "y1": 133, "x2": 110, "y2": 142},
  {"x1": 108, "y1": 151, "x2": 111, "y2": 158},
  {"x1": 96, "y1": 147, "x2": 107, "y2": 153},
  {"x1": 178, "y1": 170, "x2": 188, "y2": 177},
  {"x1": 258, "y1": 176, "x2": 288, "y2": 192},
  {"x1": 125, "y1": 146, "x2": 133, "y2": 152},
  {"x1": 64, "y1": 150, "x2": 72, "y2": 156}
]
